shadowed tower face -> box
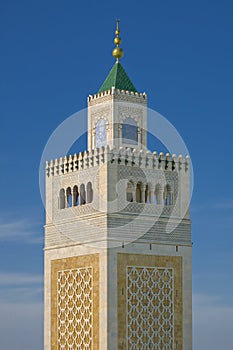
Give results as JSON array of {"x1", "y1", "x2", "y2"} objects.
[{"x1": 44, "y1": 20, "x2": 192, "y2": 350}]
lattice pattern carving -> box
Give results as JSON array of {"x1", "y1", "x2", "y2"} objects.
[
  {"x1": 57, "y1": 267, "x2": 93, "y2": 349},
  {"x1": 127, "y1": 266, "x2": 174, "y2": 350}
]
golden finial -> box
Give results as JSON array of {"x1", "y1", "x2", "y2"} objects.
[{"x1": 112, "y1": 19, "x2": 124, "y2": 62}]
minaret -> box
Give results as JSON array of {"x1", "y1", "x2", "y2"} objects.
[{"x1": 44, "y1": 20, "x2": 192, "y2": 350}]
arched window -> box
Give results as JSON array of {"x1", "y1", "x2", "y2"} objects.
[
  {"x1": 145, "y1": 184, "x2": 150, "y2": 203},
  {"x1": 164, "y1": 185, "x2": 173, "y2": 206},
  {"x1": 66, "y1": 187, "x2": 72, "y2": 207},
  {"x1": 167, "y1": 193, "x2": 172, "y2": 205},
  {"x1": 59, "y1": 189, "x2": 65, "y2": 209},
  {"x1": 122, "y1": 117, "x2": 138, "y2": 145},
  {"x1": 136, "y1": 182, "x2": 142, "y2": 203},
  {"x1": 154, "y1": 184, "x2": 162, "y2": 204},
  {"x1": 96, "y1": 118, "x2": 107, "y2": 148},
  {"x1": 126, "y1": 181, "x2": 134, "y2": 202},
  {"x1": 80, "y1": 184, "x2": 86, "y2": 205},
  {"x1": 73, "y1": 185, "x2": 79, "y2": 206},
  {"x1": 87, "y1": 182, "x2": 93, "y2": 203}
]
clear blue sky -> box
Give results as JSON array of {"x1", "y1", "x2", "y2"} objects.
[{"x1": 0, "y1": 1, "x2": 233, "y2": 349}]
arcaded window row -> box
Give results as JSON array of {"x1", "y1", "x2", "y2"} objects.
[
  {"x1": 126, "y1": 182, "x2": 173, "y2": 205},
  {"x1": 59, "y1": 183, "x2": 93, "y2": 209},
  {"x1": 58, "y1": 182, "x2": 173, "y2": 210}
]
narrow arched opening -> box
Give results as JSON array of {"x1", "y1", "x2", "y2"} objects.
[
  {"x1": 80, "y1": 184, "x2": 86, "y2": 205},
  {"x1": 136, "y1": 182, "x2": 142, "y2": 203},
  {"x1": 145, "y1": 184, "x2": 150, "y2": 203},
  {"x1": 164, "y1": 184, "x2": 173, "y2": 206},
  {"x1": 66, "y1": 187, "x2": 72, "y2": 207},
  {"x1": 73, "y1": 185, "x2": 79, "y2": 206},
  {"x1": 87, "y1": 182, "x2": 93, "y2": 203},
  {"x1": 122, "y1": 117, "x2": 138, "y2": 145},
  {"x1": 126, "y1": 181, "x2": 134, "y2": 202},
  {"x1": 59, "y1": 188, "x2": 65, "y2": 209},
  {"x1": 154, "y1": 184, "x2": 162, "y2": 205}
]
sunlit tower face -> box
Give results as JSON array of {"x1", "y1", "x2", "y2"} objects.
[{"x1": 44, "y1": 20, "x2": 192, "y2": 350}]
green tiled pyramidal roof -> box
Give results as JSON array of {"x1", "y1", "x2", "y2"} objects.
[{"x1": 98, "y1": 62, "x2": 137, "y2": 93}]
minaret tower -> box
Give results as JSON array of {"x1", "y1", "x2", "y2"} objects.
[{"x1": 44, "y1": 20, "x2": 192, "y2": 350}]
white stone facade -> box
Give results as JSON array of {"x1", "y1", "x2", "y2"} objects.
[
  {"x1": 44, "y1": 86, "x2": 192, "y2": 349},
  {"x1": 88, "y1": 88, "x2": 147, "y2": 150}
]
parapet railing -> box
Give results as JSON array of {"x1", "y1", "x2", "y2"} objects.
[
  {"x1": 88, "y1": 87, "x2": 147, "y2": 102},
  {"x1": 46, "y1": 146, "x2": 190, "y2": 177}
]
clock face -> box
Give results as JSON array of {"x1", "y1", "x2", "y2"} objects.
[{"x1": 96, "y1": 119, "x2": 107, "y2": 148}]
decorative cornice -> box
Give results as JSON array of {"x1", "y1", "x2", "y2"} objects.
[
  {"x1": 46, "y1": 146, "x2": 190, "y2": 177},
  {"x1": 88, "y1": 87, "x2": 147, "y2": 106}
]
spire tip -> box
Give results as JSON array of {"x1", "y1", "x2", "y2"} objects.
[{"x1": 112, "y1": 19, "x2": 124, "y2": 62}]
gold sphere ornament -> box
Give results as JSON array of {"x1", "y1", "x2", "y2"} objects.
[
  {"x1": 114, "y1": 37, "x2": 121, "y2": 45},
  {"x1": 112, "y1": 19, "x2": 124, "y2": 61},
  {"x1": 112, "y1": 47, "x2": 124, "y2": 60}
]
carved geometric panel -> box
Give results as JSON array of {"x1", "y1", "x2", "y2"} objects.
[
  {"x1": 118, "y1": 253, "x2": 183, "y2": 350},
  {"x1": 57, "y1": 267, "x2": 93, "y2": 349},
  {"x1": 127, "y1": 266, "x2": 174, "y2": 350},
  {"x1": 51, "y1": 255, "x2": 99, "y2": 350}
]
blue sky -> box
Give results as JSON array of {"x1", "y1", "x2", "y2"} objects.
[{"x1": 1, "y1": 0, "x2": 233, "y2": 349}]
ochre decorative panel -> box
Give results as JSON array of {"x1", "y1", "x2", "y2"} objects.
[
  {"x1": 51, "y1": 254, "x2": 99, "y2": 350},
  {"x1": 118, "y1": 253, "x2": 182, "y2": 350}
]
